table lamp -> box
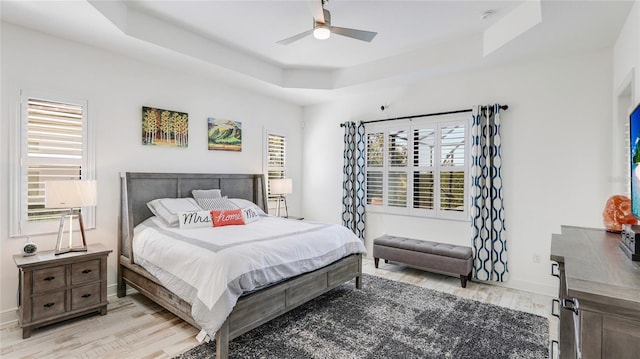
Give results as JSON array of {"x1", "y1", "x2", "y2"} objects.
[
  {"x1": 269, "y1": 178, "x2": 292, "y2": 217},
  {"x1": 45, "y1": 180, "x2": 96, "y2": 255}
]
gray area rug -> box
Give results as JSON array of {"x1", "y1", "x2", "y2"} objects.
[{"x1": 175, "y1": 274, "x2": 549, "y2": 359}]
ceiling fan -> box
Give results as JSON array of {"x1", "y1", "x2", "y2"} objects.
[{"x1": 277, "y1": 0, "x2": 377, "y2": 45}]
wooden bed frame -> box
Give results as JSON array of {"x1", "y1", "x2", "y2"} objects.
[{"x1": 117, "y1": 172, "x2": 363, "y2": 358}]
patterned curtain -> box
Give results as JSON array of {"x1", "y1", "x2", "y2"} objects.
[
  {"x1": 342, "y1": 121, "x2": 366, "y2": 240},
  {"x1": 470, "y1": 104, "x2": 508, "y2": 282}
]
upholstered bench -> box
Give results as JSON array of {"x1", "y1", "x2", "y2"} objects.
[{"x1": 373, "y1": 235, "x2": 473, "y2": 288}]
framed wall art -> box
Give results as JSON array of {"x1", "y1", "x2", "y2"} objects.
[
  {"x1": 142, "y1": 106, "x2": 188, "y2": 147},
  {"x1": 208, "y1": 118, "x2": 242, "y2": 151}
]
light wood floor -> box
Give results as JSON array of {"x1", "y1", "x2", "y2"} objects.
[{"x1": 0, "y1": 259, "x2": 556, "y2": 358}]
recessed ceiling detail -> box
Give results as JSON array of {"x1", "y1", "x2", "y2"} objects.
[{"x1": 0, "y1": 0, "x2": 633, "y2": 104}]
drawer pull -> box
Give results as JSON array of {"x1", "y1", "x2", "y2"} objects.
[
  {"x1": 44, "y1": 276, "x2": 55, "y2": 281},
  {"x1": 81, "y1": 294, "x2": 92, "y2": 298},
  {"x1": 43, "y1": 302, "x2": 55, "y2": 308},
  {"x1": 81, "y1": 269, "x2": 92, "y2": 274},
  {"x1": 562, "y1": 298, "x2": 579, "y2": 315},
  {"x1": 549, "y1": 340, "x2": 559, "y2": 359},
  {"x1": 551, "y1": 299, "x2": 560, "y2": 318},
  {"x1": 551, "y1": 263, "x2": 560, "y2": 278}
]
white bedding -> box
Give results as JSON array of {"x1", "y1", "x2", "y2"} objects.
[{"x1": 132, "y1": 216, "x2": 366, "y2": 336}]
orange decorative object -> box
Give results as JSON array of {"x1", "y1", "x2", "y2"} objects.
[{"x1": 603, "y1": 195, "x2": 637, "y2": 233}]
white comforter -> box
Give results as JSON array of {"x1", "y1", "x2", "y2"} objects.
[{"x1": 132, "y1": 216, "x2": 366, "y2": 336}]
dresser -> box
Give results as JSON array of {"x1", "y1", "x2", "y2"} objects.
[
  {"x1": 550, "y1": 226, "x2": 640, "y2": 359},
  {"x1": 13, "y1": 244, "x2": 112, "y2": 339}
]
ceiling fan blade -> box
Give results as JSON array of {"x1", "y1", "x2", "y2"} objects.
[
  {"x1": 330, "y1": 26, "x2": 377, "y2": 42},
  {"x1": 276, "y1": 29, "x2": 314, "y2": 45},
  {"x1": 311, "y1": 0, "x2": 325, "y2": 23}
]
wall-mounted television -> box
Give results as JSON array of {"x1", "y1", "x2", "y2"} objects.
[{"x1": 630, "y1": 102, "x2": 640, "y2": 219}]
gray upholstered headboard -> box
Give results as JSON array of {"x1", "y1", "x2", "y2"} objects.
[{"x1": 119, "y1": 172, "x2": 268, "y2": 261}]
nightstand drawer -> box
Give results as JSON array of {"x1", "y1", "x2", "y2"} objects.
[
  {"x1": 71, "y1": 260, "x2": 100, "y2": 284},
  {"x1": 32, "y1": 266, "x2": 66, "y2": 293},
  {"x1": 32, "y1": 291, "x2": 65, "y2": 320},
  {"x1": 71, "y1": 283, "x2": 101, "y2": 310}
]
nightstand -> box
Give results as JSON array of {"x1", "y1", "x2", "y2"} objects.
[{"x1": 13, "y1": 243, "x2": 112, "y2": 339}]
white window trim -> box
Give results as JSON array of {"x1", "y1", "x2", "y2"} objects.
[
  {"x1": 263, "y1": 127, "x2": 288, "y2": 213},
  {"x1": 9, "y1": 89, "x2": 96, "y2": 237},
  {"x1": 365, "y1": 114, "x2": 470, "y2": 221}
]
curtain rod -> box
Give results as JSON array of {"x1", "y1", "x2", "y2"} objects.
[{"x1": 340, "y1": 104, "x2": 508, "y2": 127}]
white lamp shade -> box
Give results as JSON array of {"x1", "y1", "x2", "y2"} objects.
[
  {"x1": 270, "y1": 178, "x2": 293, "y2": 195},
  {"x1": 45, "y1": 180, "x2": 97, "y2": 208}
]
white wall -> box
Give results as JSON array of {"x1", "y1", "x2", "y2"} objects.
[
  {"x1": 0, "y1": 23, "x2": 302, "y2": 323},
  {"x1": 614, "y1": 1, "x2": 639, "y2": 103},
  {"x1": 302, "y1": 49, "x2": 614, "y2": 296}
]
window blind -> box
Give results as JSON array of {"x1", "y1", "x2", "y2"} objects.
[
  {"x1": 365, "y1": 116, "x2": 469, "y2": 220},
  {"x1": 366, "y1": 132, "x2": 384, "y2": 205},
  {"x1": 26, "y1": 98, "x2": 85, "y2": 222},
  {"x1": 267, "y1": 133, "x2": 286, "y2": 198}
]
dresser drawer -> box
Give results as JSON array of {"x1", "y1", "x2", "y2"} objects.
[
  {"x1": 71, "y1": 260, "x2": 100, "y2": 284},
  {"x1": 71, "y1": 283, "x2": 101, "y2": 310},
  {"x1": 32, "y1": 291, "x2": 65, "y2": 321},
  {"x1": 32, "y1": 266, "x2": 66, "y2": 293}
]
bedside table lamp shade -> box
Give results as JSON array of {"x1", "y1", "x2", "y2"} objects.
[
  {"x1": 45, "y1": 180, "x2": 96, "y2": 255},
  {"x1": 270, "y1": 178, "x2": 292, "y2": 217}
]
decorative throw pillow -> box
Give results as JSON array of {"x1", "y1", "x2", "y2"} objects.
[
  {"x1": 177, "y1": 210, "x2": 213, "y2": 229},
  {"x1": 147, "y1": 198, "x2": 202, "y2": 227},
  {"x1": 197, "y1": 196, "x2": 239, "y2": 211},
  {"x1": 211, "y1": 209, "x2": 245, "y2": 227},
  {"x1": 242, "y1": 207, "x2": 261, "y2": 224},
  {"x1": 192, "y1": 189, "x2": 222, "y2": 200},
  {"x1": 229, "y1": 198, "x2": 267, "y2": 216}
]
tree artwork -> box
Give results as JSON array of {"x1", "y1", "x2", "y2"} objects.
[
  {"x1": 141, "y1": 107, "x2": 188, "y2": 147},
  {"x1": 208, "y1": 118, "x2": 242, "y2": 151}
]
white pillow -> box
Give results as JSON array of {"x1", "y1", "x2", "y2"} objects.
[
  {"x1": 147, "y1": 198, "x2": 202, "y2": 227},
  {"x1": 197, "y1": 196, "x2": 239, "y2": 211},
  {"x1": 242, "y1": 207, "x2": 261, "y2": 224},
  {"x1": 229, "y1": 198, "x2": 267, "y2": 216},
  {"x1": 177, "y1": 210, "x2": 213, "y2": 229}
]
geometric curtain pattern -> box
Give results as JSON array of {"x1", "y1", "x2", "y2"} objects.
[
  {"x1": 470, "y1": 104, "x2": 508, "y2": 282},
  {"x1": 342, "y1": 121, "x2": 366, "y2": 240}
]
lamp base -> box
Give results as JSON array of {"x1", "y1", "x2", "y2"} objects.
[
  {"x1": 275, "y1": 195, "x2": 289, "y2": 218},
  {"x1": 54, "y1": 210, "x2": 88, "y2": 256},
  {"x1": 55, "y1": 247, "x2": 88, "y2": 255}
]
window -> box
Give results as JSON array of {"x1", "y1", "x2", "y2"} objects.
[
  {"x1": 10, "y1": 91, "x2": 94, "y2": 236},
  {"x1": 266, "y1": 132, "x2": 286, "y2": 200},
  {"x1": 365, "y1": 115, "x2": 469, "y2": 220}
]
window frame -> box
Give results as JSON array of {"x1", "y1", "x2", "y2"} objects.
[
  {"x1": 365, "y1": 114, "x2": 470, "y2": 221},
  {"x1": 263, "y1": 129, "x2": 288, "y2": 213},
  {"x1": 9, "y1": 89, "x2": 95, "y2": 237}
]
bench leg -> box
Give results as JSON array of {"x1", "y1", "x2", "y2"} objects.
[
  {"x1": 374, "y1": 257, "x2": 379, "y2": 268},
  {"x1": 460, "y1": 271, "x2": 472, "y2": 288}
]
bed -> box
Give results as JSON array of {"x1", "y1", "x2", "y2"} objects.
[{"x1": 117, "y1": 172, "x2": 364, "y2": 358}]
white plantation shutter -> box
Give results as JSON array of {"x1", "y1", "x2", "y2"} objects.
[
  {"x1": 267, "y1": 133, "x2": 286, "y2": 199},
  {"x1": 10, "y1": 91, "x2": 94, "y2": 236},
  {"x1": 412, "y1": 127, "x2": 436, "y2": 211},
  {"x1": 366, "y1": 132, "x2": 383, "y2": 205},
  {"x1": 365, "y1": 116, "x2": 468, "y2": 220},
  {"x1": 439, "y1": 124, "x2": 466, "y2": 212}
]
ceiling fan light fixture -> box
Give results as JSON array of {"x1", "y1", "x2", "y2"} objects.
[{"x1": 313, "y1": 25, "x2": 331, "y2": 40}]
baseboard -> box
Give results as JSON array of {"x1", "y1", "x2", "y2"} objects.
[
  {"x1": 488, "y1": 277, "x2": 557, "y2": 298},
  {"x1": 0, "y1": 283, "x2": 123, "y2": 328}
]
